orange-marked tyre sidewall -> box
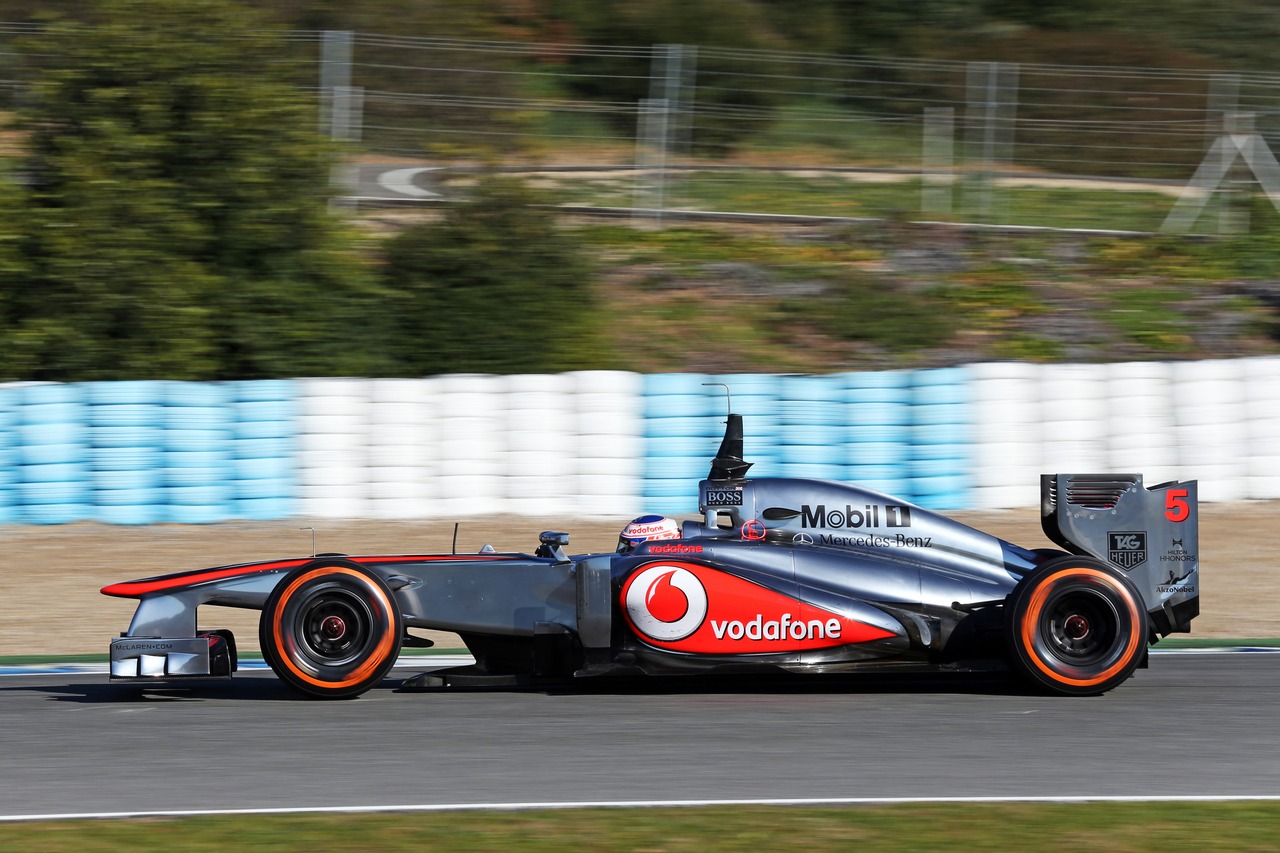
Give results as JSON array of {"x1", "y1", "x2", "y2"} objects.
[
  {"x1": 259, "y1": 561, "x2": 402, "y2": 699},
  {"x1": 1006, "y1": 559, "x2": 1147, "y2": 696}
]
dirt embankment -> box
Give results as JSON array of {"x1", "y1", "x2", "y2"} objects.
[{"x1": 2, "y1": 502, "x2": 1273, "y2": 657}]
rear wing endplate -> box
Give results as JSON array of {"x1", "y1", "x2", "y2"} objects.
[{"x1": 1041, "y1": 474, "x2": 1199, "y2": 636}]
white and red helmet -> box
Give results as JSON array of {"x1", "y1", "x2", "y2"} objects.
[{"x1": 617, "y1": 514, "x2": 681, "y2": 553}]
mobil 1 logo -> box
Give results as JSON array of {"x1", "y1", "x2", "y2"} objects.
[{"x1": 1108, "y1": 531, "x2": 1147, "y2": 570}]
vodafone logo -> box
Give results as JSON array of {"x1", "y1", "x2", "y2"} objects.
[
  {"x1": 620, "y1": 561, "x2": 899, "y2": 654},
  {"x1": 624, "y1": 565, "x2": 708, "y2": 642},
  {"x1": 648, "y1": 543, "x2": 703, "y2": 555}
]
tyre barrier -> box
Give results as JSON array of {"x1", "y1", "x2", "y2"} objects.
[
  {"x1": 642, "y1": 372, "x2": 714, "y2": 517},
  {"x1": 774, "y1": 374, "x2": 845, "y2": 482},
  {"x1": 0, "y1": 386, "x2": 16, "y2": 524},
  {"x1": 1173, "y1": 359, "x2": 1247, "y2": 503},
  {"x1": 435, "y1": 374, "x2": 505, "y2": 517},
  {"x1": 909, "y1": 367, "x2": 970, "y2": 510},
  {"x1": 163, "y1": 381, "x2": 233, "y2": 525},
  {"x1": 503, "y1": 373, "x2": 576, "y2": 517},
  {"x1": 16, "y1": 383, "x2": 91, "y2": 525},
  {"x1": 844, "y1": 370, "x2": 912, "y2": 499},
  {"x1": 365, "y1": 377, "x2": 438, "y2": 520},
  {"x1": 230, "y1": 380, "x2": 297, "y2": 521},
  {"x1": 1245, "y1": 356, "x2": 1280, "y2": 500},
  {"x1": 84, "y1": 381, "x2": 165, "y2": 526},
  {"x1": 5, "y1": 360, "x2": 1280, "y2": 526},
  {"x1": 572, "y1": 370, "x2": 643, "y2": 518}
]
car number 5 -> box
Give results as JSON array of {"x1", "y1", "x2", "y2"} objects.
[{"x1": 1165, "y1": 488, "x2": 1190, "y2": 523}]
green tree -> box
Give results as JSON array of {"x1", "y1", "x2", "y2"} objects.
[
  {"x1": 382, "y1": 177, "x2": 602, "y2": 374},
  {"x1": 548, "y1": 0, "x2": 791, "y2": 155},
  {"x1": 0, "y1": 0, "x2": 385, "y2": 380}
]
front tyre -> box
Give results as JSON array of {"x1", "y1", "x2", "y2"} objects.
[
  {"x1": 1004, "y1": 556, "x2": 1147, "y2": 696},
  {"x1": 259, "y1": 560, "x2": 402, "y2": 699}
]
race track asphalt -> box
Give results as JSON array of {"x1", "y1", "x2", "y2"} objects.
[{"x1": 2, "y1": 652, "x2": 1277, "y2": 818}]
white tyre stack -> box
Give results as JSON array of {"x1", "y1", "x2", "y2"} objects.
[
  {"x1": 502, "y1": 373, "x2": 576, "y2": 517},
  {"x1": 435, "y1": 374, "x2": 505, "y2": 516},
  {"x1": 1106, "y1": 362, "x2": 1179, "y2": 487},
  {"x1": 1244, "y1": 356, "x2": 1280, "y2": 500},
  {"x1": 297, "y1": 377, "x2": 371, "y2": 518},
  {"x1": 366, "y1": 378, "x2": 439, "y2": 519},
  {"x1": 570, "y1": 370, "x2": 644, "y2": 518},
  {"x1": 968, "y1": 362, "x2": 1043, "y2": 509},
  {"x1": 1040, "y1": 363, "x2": 1110, "y2": 474},
  {"x1": 1172, "y1": 359, "x2": 1246, "y2": 503}
]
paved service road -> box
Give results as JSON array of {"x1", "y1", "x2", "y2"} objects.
[{"x1": 2, "y1": 654, "x2": 1278, "y2": 817}]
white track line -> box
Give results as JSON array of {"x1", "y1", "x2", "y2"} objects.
[{"x1": 6, "y1": 794, "x2": 1280, "y2": 822}]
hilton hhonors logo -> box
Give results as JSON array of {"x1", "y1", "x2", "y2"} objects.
[{"x1": 1108, "y1": 531, "x2": 1148, "y2": 570}]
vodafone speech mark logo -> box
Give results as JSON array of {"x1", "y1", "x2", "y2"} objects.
[
  {"x1": 624, "y1": 565, "x2": 708, "y2": 642},
  {"x1": 621, "y1": 561, "x2": 898, "y2": 654}
]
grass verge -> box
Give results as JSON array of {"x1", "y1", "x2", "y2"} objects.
[{"x1": 4, "y1": 803, "x2": 1280, "y2": 850}]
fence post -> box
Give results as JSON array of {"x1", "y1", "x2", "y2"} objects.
[
  {"x1": 677, "y1": 44, "x2": 698, "y2": 162},
  {"x1": 964, "y1": 61, "x2": 1018, "y2": 224},
  {"x1": 634, "y1": 98, "x2": 670, "y2": 228},
  {"x1": 922, "y1": 107, "x2": 955, "y2": 216},
  {"x1": 637, "y1": 44, "x2": 686, "y2": 225},
  {"x1": 320, "y1": 31, "x2": 353, "y2": 135},
  {"x1": 321, "y1": 31, "x2": 358, "y2": 207},
  {"x1": 1207, "y1": 74, "x2": 1243, "y2": 234}
]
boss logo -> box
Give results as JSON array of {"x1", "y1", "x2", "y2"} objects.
[
  {"x1": 1108, "y1": 531, "x2": 1147, "y2": 570},
  {"x1": 705, "y1": 489, "x2": 742, "y2": 506}
]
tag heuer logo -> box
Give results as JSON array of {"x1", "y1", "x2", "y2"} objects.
[{"x1": 1108, "y1": 531, "x2": 1147, "y2": 570}]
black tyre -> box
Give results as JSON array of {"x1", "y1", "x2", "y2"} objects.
[
  {"x1": 1004, "y1": 556, "x2": 1147, "y2": 696},
  {"x1": 259, "y1": 560, "x2": 402, "y2": 699}
]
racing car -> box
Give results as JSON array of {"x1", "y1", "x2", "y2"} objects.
[{"x1": 102, "y1": 409, "x2": 1199, "y2": 698}]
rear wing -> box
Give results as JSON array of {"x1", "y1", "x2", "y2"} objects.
[{"x1": 1041, "y1": 474, "x2": 1199, "y2": 638}]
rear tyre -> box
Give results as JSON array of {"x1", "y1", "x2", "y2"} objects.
[
  {"x1": 259, "y1": 560, "x2": 402, "y2": 699},
  {"x1": 1004, "y1": 556, "x2": 1147, "y2": 696}
]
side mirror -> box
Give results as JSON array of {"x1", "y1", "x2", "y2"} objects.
[{"x1": 537, "y1": 531, "x2": 571, "y2": 562}]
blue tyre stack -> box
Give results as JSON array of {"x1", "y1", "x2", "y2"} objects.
[
  {"x1": 0, "y1": 385, "x2": 19, "y2": 524},
  {"x1": 162, "y1": 381, "x2": 234, "y2": 524},
  {"x1": 908, "y1": 367, "x2": 972, "y2": 510},
  {"x1": 712, "y1": 373, "x2": 780, "y2": 474},
  {"x1": 17, "y1": 383, "x2": 92, "y2": 524},
  {"x1": 843, "y1": 370, "x2": 912, "y2": 497},
  {"x1": 229, "y1": 380, "x2": 297, "y2": 521},
  {"x1": 776, "y1": 374, "x2": 846, "y2": 481},
  {"x1": 86, "y1": 381, "x2": 167, "y2": 525},
  {"x1": 642, "y1": 373, "x2": 718, "y2": 517}
]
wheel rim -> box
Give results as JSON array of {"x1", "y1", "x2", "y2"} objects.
[
  {"x1": 1042, "y1": 588, "x2": 1120, "y2": 667},
  {"x1": 290, "y1": 583, "x2": 376, "y2": 669}
]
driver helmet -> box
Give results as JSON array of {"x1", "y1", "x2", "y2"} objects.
[{"x1": 617, "y1": 514, "x2": 681, "y2": 553}]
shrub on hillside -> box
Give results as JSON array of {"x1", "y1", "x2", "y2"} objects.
[{"x1": 381, "y1": 178, "x2": 604, "y2": 374}]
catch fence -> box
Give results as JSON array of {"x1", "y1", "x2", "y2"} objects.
[
  {"x1": 320, "y1": 33, "x2": 1280, "y2": 233},
  {"x1": 5, "y1": 25, "x2": 1280, "y2": 232}
]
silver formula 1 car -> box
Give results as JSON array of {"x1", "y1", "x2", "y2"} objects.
[{"x1": 103, "y1": 410, "x2": 1199, "y2": 698}]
